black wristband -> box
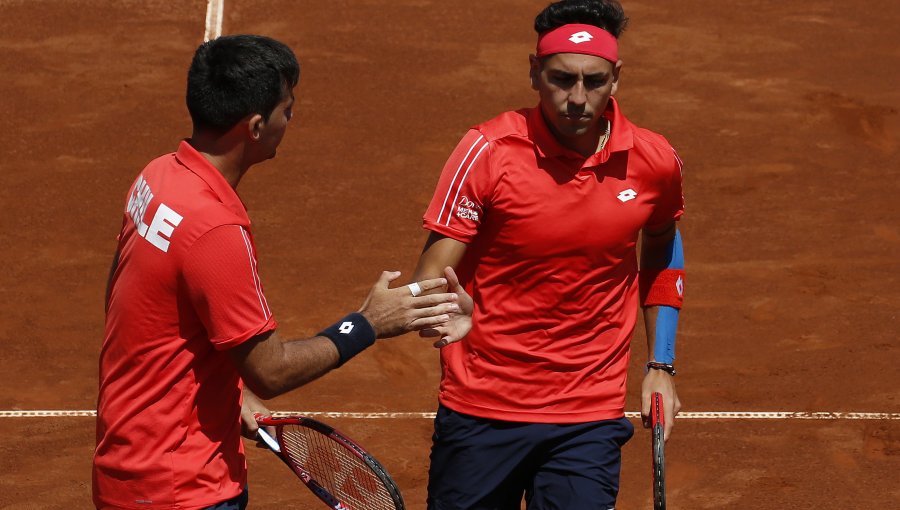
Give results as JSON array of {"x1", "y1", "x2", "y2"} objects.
[
  {"x1": 318, "y1": 313, "x2": 377, "y2": 367},
  {"x1": 646, "y1": 361, "x2": 676, "y2": 376}
]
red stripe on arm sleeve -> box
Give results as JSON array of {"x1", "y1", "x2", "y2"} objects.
[{"x1": 183, "y1": 225, "x2": 277, "y2": 350}]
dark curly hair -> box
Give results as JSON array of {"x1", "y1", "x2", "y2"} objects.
[
  {"x1": 534, "y1": 0, "x2": 629, "y2": 38},
  {"x1": 186, "y1": 34, "x2": 300, "y2": 132}
]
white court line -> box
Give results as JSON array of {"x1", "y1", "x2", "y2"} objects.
[
  {"x1": 1, "y1": 410, "x2": 898, "y2": 420},
  {"x1": 204, "y1": 0, "x2": 224, "y2": 42}
]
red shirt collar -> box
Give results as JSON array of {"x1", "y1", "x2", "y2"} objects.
[
  {"x1": 174, "y1": 140, "x2": 251, "y2": 222},
  {"x1": 527, "y1": 96, "x2": 634, "y2": 166}
]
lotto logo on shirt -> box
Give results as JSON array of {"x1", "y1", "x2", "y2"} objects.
[
  {"x1": 455, "y1": 196, "x2": 481, "y2": 222},
  {"x1": 126, "y1": 174, "x2": 183, "y2": 253}
]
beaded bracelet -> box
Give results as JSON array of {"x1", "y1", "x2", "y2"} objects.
[{"x1": 646, "y1": 361, "x2": 676, "y2": 376}]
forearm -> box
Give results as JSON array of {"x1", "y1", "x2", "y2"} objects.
[
  {"x1": 639, "y1": 225, "x2": 684, "y2": 365},
  {"x1": 232, "y1": 330, "x2": 341, "y2": 399},
  {"x1": 267, "y1": 334, "x2": 343, "y2": 396},
  {"x1": 642, "y1": 301, "x2": 680, "y2": 356},
  {"x1": 414, "y1": 233, "x2": 466, "y2": 276}
]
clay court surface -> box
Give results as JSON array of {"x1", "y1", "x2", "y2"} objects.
[{"x1": 1, "y1": 0, "x2": 898, "y2": 508}]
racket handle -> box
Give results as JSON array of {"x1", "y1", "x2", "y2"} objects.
[
  {"x1": 651, "y1": 392, "x2": 665, "y2": 428},
  {"x1": 257, "y1": 427, "x2": 282, "y2": 453}
]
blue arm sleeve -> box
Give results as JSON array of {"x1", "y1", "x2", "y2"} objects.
[{"x1": 653, "y1": 229, "x2": 683, "y2": 364}]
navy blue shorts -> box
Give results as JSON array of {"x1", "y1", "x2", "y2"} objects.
[
  {"x1": 203, "y1": 487, "x2": 248, "y2": 510},
  {"x1": 427, "y1": 405, "x2": 634, "y2": 510}
]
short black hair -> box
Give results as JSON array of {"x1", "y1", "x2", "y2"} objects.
[
  {"x1": 534, "y1": 0, "x2": 628, "y2": 38},
  {"x1": 186, "y1": 34, "x2": 300, "y2": 132}
]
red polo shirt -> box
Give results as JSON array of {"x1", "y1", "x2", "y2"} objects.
[
  {"x1": 423, "y1": 98, "x2": 684, "y2": 423},
  {"x1": 93, "y1": 141, "x2": 277, "y2": 509}
]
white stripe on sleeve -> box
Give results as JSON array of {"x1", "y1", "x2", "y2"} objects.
[
  {"x1": 238, "y1": 226, "x2": 271, "y2": 319},
  {"x1": 445, "y1": 141, "x2": 489, "y2": 227},
  {"x1": 437, "y1": 134, "x2": 485, "y2": 225},
  {"x1": 672, "y1": 147, "x2": 684, "y2": 176}
]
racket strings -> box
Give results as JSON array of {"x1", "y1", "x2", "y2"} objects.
[{"x1": 281, "y1": 424, "x2": 399, "y2": 510}]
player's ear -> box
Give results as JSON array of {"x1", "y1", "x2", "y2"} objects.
[
  {"x1": 610, "y1": 60, "x2": 623, "y2": 96},
  {"x1": 247, "y1": 113, "x2": 265, "y2": 141},
  {"x1": 528, "y1": 54, "x2": 540, "y2": 91}
]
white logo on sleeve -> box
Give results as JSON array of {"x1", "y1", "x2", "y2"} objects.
[
  {"x1": 126, "y1": 175, "x2": 183, "y2": 253},
  {"x1": 339, "y1": 322, "x2": 355, "y2": 334},
  {"x1": 616, "y1": 188, "x2": 637, "y2": 202},
  {"x1": 676, "y1": 275, "x2": 684, "y2": 296},
  {"x1": 455, "y1": 196, "x2": 481, "y2": 222},
  {"x1": 569, "y1": 31, "x2": 594, "y2": 44}
]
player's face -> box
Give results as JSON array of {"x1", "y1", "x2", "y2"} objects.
[{"x1": 530, "y1": 53, "x2": 620, "y2": 143}]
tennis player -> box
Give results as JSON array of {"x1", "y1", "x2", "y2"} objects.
[
  {"x1": 92, "y1": 35, "x2": 459, "y2": 510},
  {"x1": 413, "y1": 1, "x2": 685, "y2": 508}
]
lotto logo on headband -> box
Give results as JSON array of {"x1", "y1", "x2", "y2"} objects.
[
  {"x1": 569, "y1": 31, "x2": 593, "y2": 44},
  {"x1": 536, "y1": 23, "x2": 618, "y2": 62}
]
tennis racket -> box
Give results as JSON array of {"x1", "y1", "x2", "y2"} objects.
[
  {"x1": 255, "y1": 414, "x2": 405, "y2": 510},
  {"x1": 650, "y1": 392, "x2": 666, "y2": 509}
]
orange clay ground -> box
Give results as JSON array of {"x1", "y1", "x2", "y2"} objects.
[{"x1": 0, "y1": 1, "x2": 897, "y2": 508}]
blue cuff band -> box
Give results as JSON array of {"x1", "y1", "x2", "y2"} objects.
[
  {"x1": 318, "y1": 313, "x2": 377, "y2": 366},
  {"x1": 666, "y1": 229, "x2": 684, "y2": 269},
  {"x1": 653, "y1": 306, "x2": 679, "y2": 364}
]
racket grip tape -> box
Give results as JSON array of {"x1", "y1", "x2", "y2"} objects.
[
  {"x1": 651, "y1": 392, "x2": 665, "y2": 428},
  {"x1": 256, "y1": 427, "x2": 282, "y2": 453}
]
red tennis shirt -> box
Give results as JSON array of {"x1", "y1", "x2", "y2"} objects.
[
  {"x1": 423, "y1": 98, "x2": 684, "y2": 423},
  {"x1": 93, "y1": 141, "x2": 277, "y2": 509}
]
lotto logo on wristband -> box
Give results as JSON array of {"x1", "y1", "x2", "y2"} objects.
[
  {"x1": 319, "y1": 313, "x2": 376, "y2": 366},
  {"x1": 640, "y1": 269, "x2": 685, "y2": 308}
]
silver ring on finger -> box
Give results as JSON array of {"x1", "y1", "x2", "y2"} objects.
[{"x1": 407, "y1": 282, "x2": 423, "y2": 297}]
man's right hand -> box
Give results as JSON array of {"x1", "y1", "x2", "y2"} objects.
[
  {"x1": 419, "y1": 266, "x2": 473, "y2": 347},
  {"x1": 358, "y1": 271, "x2": 460, "y2": 338}
]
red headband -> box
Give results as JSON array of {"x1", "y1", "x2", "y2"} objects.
[{"x1": 536, "y1": 24, "x2": 618, "y2": 62}]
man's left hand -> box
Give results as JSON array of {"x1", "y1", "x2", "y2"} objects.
[
  {"x1": 640, "y1": 369, "x2": 681, "y2": 442},
  {"x1": 241, "y1": 388, "x2": 271, "y2": 440}
]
